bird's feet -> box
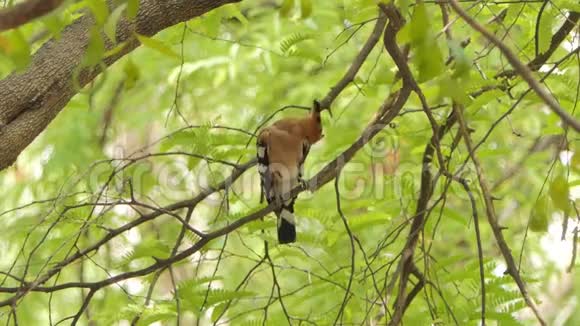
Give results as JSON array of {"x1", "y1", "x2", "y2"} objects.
[{"x1": 298, "y1": 177, "x2": 309, "y2": 191}]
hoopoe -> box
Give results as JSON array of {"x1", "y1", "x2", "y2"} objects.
[{"x1": 256, "y1": 100, "x2": 330, "y2": 244}]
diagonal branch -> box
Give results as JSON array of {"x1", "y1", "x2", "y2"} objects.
[
  {"x1": 451, "y1": 102, "x2": 546, "y2": 325},
  {"x1": 0, "y1": 85, "x2": 410, "y2": 305},
  {"x1": 529, "y1": 11, "x2": 579, "y2": 69},
  {"x1": 0, "y1": 0, "x2": 241, "y2": 171},
  {"x1": 0, "y1": 0, "x2": 65, "y2": 32},
  {"x1": 318, "y1": 11, "x2": 388, "y2": 110},
  {"x1": 448, "y1": 0, "x2": 580, "y2": 132},
  {"x1": 0, "y1": 7, "x2": 409, "y2": 308},
  {"x1": 498, "y1": 11, "x2": 579, "y2": 78}
]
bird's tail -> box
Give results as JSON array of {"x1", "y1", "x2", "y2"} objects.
[{"x1": 276, "y1": 198, "x2": 296, "y2": 244}]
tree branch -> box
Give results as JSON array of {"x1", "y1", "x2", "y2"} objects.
[
  {"x1": 451, "y1": 102, "x2": 546, "y2": 325},
  {"x1": 0, "y1": 7, "x2": 409, "y2": 309},
  {"x1": 0, "y1": 0, "x2": 65, "y2": 32},
  {"x1": 0, "y1": 0, "x2": 240, "y2": 171},
  {"x1": 448, "y1": 0, "x2": 580, "y2": 132},
  {"x1": 0, "y1": 85, "x2": 409, "y2": 304},
  {"x1": 374, "y1": 4, "x2": 457, "y2": 325},
  {"x1": 333, "y1": 174, "x2": 355, "y2": 325},
  {"x1": 318, "y1": 10, "x2": 387, "y2": 110},
  {"x1": 498, "y1": 11, "x2": 579, "y2": 78}
]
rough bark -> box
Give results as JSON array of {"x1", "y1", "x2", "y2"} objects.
[{"x1": 0, "y1": 0, "x2": 240, "y2": 171}]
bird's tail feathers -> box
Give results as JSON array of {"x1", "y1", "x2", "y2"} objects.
[{"x1": 277, "y1": 200, "x2": 296, "y2": 244}]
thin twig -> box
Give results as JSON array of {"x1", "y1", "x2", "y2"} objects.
[
  {"x1": 567, "y1": 227, "x2": 578, "y2": 273},
  {"x1": 318, "y1": 11, "x2": 388, "y2": 110},
  {"x1": 451, "y1": 101, "x2": 546, "y2": 325},
  {"x1": 333, "y1": 174, "x2": 355, "y2": 325},
  {"x1": 448, "y1": 174, "x2": 486, "y2": 325},
  {"x1": 449, "y1": 0, "x2": 580, "y2": 132}
]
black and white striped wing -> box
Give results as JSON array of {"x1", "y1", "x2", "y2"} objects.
[{"x1": 257, "y1": 137, "x2": 274, "y2": 202}]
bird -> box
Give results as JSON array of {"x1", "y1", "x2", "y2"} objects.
[{"x1": 256, "y1": 100, "x2": 330, "y2": 244}]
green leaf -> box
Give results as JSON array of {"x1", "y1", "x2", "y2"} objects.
[
  {"x1": 126, "y1": 0, "x2": 140, "y2": 19},
  {"x1": 466, "y1": 89, "x2": 504, "y2": 110},
  {"x1": 178, "y1": 276, "x2": 224, "y2": 291},
  {"x1": 160, "y1": 130, "x2": 197, "y2": 152},
  {"x1": 439, "y1": 76, "x2": 469, "y2": 104},
  {"x1": 343, "y1": 0, "x2": 376, "y2": 21},
  {"x1": 280, "y1": 0, "x2": 295, "y2": 17},
  {"x1": 300, "y1": 0, "x2": 312, "y2": 18},
  {"x1": 222, "y1": 4, "x2": 248, "y2": 26},
  {"x1": 123, "y1": 239, "x2": 171, "y2": 263},
  {"x1": 409, "y1": 3, "x2": 429, "y2": 41},
  {"x1": 104, "y1": 41, "x2": 127, "y2": 58},
  {"x1": 538, "y1": 6, "x2": 553, "y2": 54},
  {"x1": 448, "y1": 39, "x2": 471, "y2": 78},
  {"x1": 211, "y1": 303, "x2": 227, "y2": 323},
  {"x1": 42, "y1": 14, "x2": 65, "y2": 40},
  {"x1": 135, "y1": 33, "x2": 180, "y2": 59},
  {"x1": 245, "y1": 219, "x2": 276, "y2": 233},
  {"x1": 409, "y1": 3, "x2": 444, "y2": 81},
  {"x1": 560, "y1": 0, "x2": 580, "y2": 13},
  {"x1": 530, "y1": 195, "x2": 549, "y2": 232},
  {"x1": 87, "y1": 0, "x2": 109, "y2": 26},
  {"x1": 442, "y1": 206, "x2": 469, "y2": 226},
  {"x1": 396, "y1": 0, "x2": 413, "y2": 17},
  {"x1": 416, "y1": 46, "x2": 444, "y2": 83},
  {"x1": 202, "y1": 11, "x2": 222, "y2": 38},
  {"x1": 549, "y1": 173, "x2": 570, "y2": 212},
  {"x1": 105, "y1": 3, "x2": 126, "y2": 43},
  {"x1": 178, "y1": 287, "x2": 254, "y2": 312},
  {"x1": 83, "y1": 27, "x2": 105, "y2": 66},
  {"x1": 280, "y1": 32, "x2": 312, "y2": 54},
  {"x1": 0, "y1": 29, "x2": 31, "y2": 71},
  {"x1": 291, "y1": 43, "x2": 322, "y2": 63},
  {"x1": 139, "y1": 308, "x2": 177, "y2": 325},
  {"x1": 571, "y1": 152, "x2": 580, "y2": 172},
  {"x1": 123, "y1": 58, "x2": 140, "y2": 90}
]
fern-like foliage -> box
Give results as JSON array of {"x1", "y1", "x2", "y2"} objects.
[{"x1": 280, "y1": 32, "x2": 313, "y2": 54}]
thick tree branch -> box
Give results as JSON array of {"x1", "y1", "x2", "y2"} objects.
[
  {"x1": 0, "y1": 0, "x2": 64, "y2": 32},
  {"x1": 0, "y1": 0, "x2": 240, "y2": 171},
  {"x1": 449, "y1": 0, "x2": 580, "y2": 132},
  {"x1": 0, "y1": 8, "x2": 413, "y2": 305},
  {"x1": 0, "y1": 87, "x2": 409, "y2": 304}
]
